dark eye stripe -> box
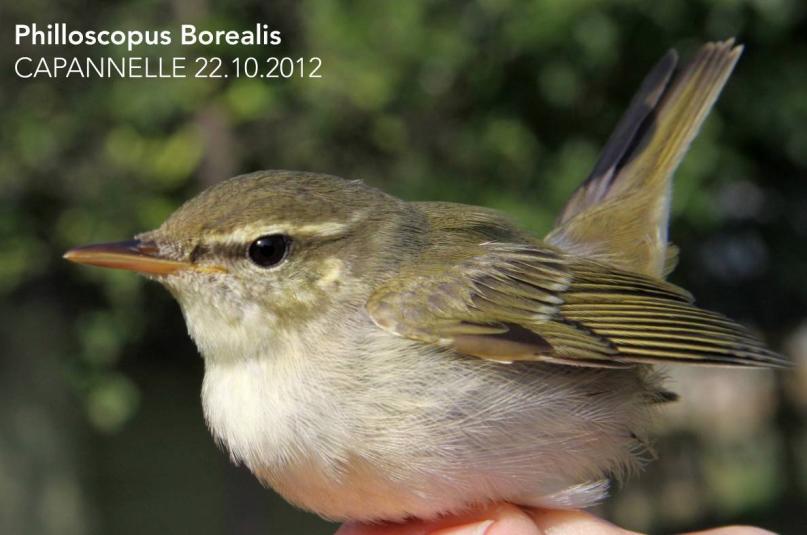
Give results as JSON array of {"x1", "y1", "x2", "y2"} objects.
[
  {"x1": 189, "y1": 243, "x2": 210, "y2": 263},
  {"x1": 189, "y1": 242, "x2": 247, "y2": 262}
]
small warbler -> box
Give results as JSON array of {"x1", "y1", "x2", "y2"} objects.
[{"x1": 65, "y1": 39, "x2": 785, "y2": 522}]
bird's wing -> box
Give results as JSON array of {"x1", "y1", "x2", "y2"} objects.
[
  {"x1": 367, "y1": 241, "x2": 786, "y2": 368},
  {"x1": 546, "y1": 40, "x2": 742, "y2": 279}
]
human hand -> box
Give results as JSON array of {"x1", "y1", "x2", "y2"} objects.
[{"x1": 334, "y1": 503, "x2": 774, "y2": 535}]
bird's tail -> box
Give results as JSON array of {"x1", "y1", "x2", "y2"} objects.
[{"x1": 546, "y1": 39, "x2": 743, "y2": 279}]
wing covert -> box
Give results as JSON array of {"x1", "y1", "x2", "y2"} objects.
[
  {"x1": 367, "y1": 242, "x2": 622, "y2": 366},
  {"x1": 367, "y1": 242, "x2": 787, "y2": 368}
]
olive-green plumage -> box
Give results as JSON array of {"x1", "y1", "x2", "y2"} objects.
[
  {"x1": 64, "y1": 39, "x2": 786, "y2": 522},
  {"x1": 368, "y1": 227, "x2": 783, "y2": 367},
  {"x1": 364, "y1": 39, "x2": 783, "y2": 370}
]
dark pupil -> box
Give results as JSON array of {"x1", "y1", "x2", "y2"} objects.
[{"x1": 248, "y1": 235, "x2": 289, "y2": 267}]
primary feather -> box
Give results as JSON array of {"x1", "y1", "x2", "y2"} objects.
[{"x1": 368, "y1": 208, "x2": 786, "y2": 369}]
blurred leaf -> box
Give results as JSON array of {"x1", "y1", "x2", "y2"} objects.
[{"x1": 85, "y1": 373, "x2": 140, "y2": 433}]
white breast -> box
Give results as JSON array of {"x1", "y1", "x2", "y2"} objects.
[
  {"x1": 184, "y1": 287, "x2": 652, "y2": 521},
  {"x1": 196, "y1": 314, "x2": 358, "y2": 474}
]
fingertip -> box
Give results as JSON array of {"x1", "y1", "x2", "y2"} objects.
[
  {"x1": 482, "y1": 503, "x2": 542, "y2": 535},
  {"x1": 335, "y1": 503, "x2": 543, "y2": 535},
  {"x1": 431, "y1": 519, "x2": 495, "y2": 535},
  {"x1": 524, "y1": 508, "x2": 639, "y2": 534},
  {"x1": 432, "y1": 503, "x2": 540, "y2": 535}
]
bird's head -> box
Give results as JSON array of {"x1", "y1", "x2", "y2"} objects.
[{"x1": 65, "y1": 170, "x2": 414, "y2": 361}]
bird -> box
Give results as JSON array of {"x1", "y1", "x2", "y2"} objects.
[{"x1": 64, "y1": 39, "x2": 786, "y2": 523}]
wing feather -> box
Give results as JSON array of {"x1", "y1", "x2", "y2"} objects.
[
  {"x1": 367, "y1": 242, "x2": 787, "y2": 368},
  {"x1": 365, "y1": 41, "x2": 786, "y2": 369}
]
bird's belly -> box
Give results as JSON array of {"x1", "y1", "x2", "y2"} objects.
[
  {"x1": 201, "y1": 328, "x2": 661, "y2": 522},
  {"x1": 252, "y1": 455, "x2": 456, "y2": 522},
  {"x1": 251, "y1": 451, "x2": 617, "y2": 522}
]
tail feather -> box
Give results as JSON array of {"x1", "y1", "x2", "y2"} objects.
[{"x1": 547, "y1": 40, "x2": 743, "y2": 279}]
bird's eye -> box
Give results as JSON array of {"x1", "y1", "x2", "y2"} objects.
[{"x1": 247, "y1": 235, "x2": 291, "y2": 268}]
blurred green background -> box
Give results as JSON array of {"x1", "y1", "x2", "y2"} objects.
[{"x1": 2, "y1": 1, "x2": 807, "y2": 533}]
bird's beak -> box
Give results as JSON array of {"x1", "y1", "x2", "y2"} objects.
[{"x1": 63, "y1": 239, "x2": 223, "y2": 276}]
